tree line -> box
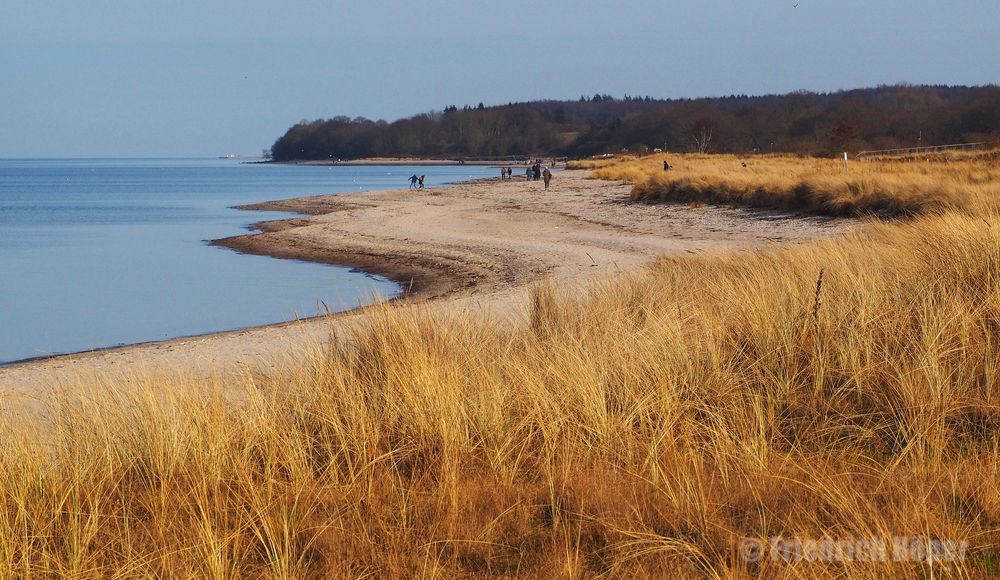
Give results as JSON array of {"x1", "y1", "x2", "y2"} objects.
[{"x1": 268, "y1": 84, "x2": 1000, "y2": 161}]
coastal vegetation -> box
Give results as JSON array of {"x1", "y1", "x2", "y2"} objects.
[
  {"x1": 269, "y1": 84, "x2": 1000, "y2": 161},
  {"x1": 571, "y1": 149, "x2": 1000, "y2": 217},
  {"x1": 2, "y1": 153, "x2": 999, "y2": 576}
]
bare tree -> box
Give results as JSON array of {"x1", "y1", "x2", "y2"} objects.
[{"x1": 691, "y1": 117, "x2": 719, "y2": 153}]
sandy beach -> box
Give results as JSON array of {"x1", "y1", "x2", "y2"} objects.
[
  {"x1": 0, "y1": 169, "x2": 849, "y2": 395},
  {"x1": 283, "y1": 158, "x2": 544, "y2": 166}
]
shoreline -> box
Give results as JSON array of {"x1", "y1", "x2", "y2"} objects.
[
  {"x1": 211, "y1": 227, "x2": 454, "y2": 301},
  {"x1": 0, "y1": 171, "x2": 850, "y2": 391},
  {"x1": 0, "y1": 181, "x2": 483, "y2": 371},
  {"x1": 265, "y1": 158, "x2": 565, "y2": 167},
  {"x1": 0, "y1": 172, "x2": 515, "y2": 370},
  {"x1": 208, "y1": 171, "x2": 561, "y2": 301},
  {"x1": 0, "y1": 256, "x2": 408, "y2": 369}
]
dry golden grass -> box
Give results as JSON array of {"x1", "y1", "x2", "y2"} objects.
[
  {"x1": 2, "y1": 206, "x2": 999, "y2": 576},
  {"x1": 570, "y1": 151, "x2": 1000, "y2": 217}
]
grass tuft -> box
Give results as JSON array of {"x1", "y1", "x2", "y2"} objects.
[{"x1": 576, "y1": 150, "x2": 1000, "y2": 217}]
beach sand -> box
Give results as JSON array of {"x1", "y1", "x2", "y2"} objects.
[
  {"x1": 0, "y1": 170, "x2": 849, "y2": 395},
  {"x1": 281, "y1": 157, "x2": 549, "y2": 166}
]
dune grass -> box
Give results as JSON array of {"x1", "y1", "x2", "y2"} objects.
[
  {"x1": 569, "y1": 150, "x2": 1000, "y2": 217},
  {"x1": 2, "y1": 206, "x2": 998, "y2": 576}
]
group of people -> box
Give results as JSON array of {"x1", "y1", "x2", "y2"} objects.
[
  {"x1": 527, "y1": 162, "x2": 553, "y2": 190},
  {"x1": 410, "y1": 162, "x2": 555, "y2": 193},
  {"x1": 498, "y1": 161, "x2": 554, "y2": 190}
]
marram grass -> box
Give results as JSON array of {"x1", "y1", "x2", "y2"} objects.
[
  {"x1": 570, "y1": 150, "x2": 1000, "y2": 217},
  {"x1": 1, "y1": 208, "x2": 998, "y2": 577}
]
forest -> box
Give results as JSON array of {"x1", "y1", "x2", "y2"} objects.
[{"x1": 268, "y1": 84, "x2": 1000, "y2": 161}]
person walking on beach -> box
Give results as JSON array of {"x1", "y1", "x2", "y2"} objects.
[
  {"x1": 409, "y1": 174, "x2": 419, "y2": 189},
  {"x1": 542, "y1": 167, "x2": 552, "y2": 190},
  {"x1": 525, "y1": 166, "x2": 532, "y2": 181},
  {"x1": 418, "y1": 175, "x2": 425, "y2": 189}
]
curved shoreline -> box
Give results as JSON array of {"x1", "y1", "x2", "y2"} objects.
[
  {"x1": 0, "y1": 183, "x2": 499, "y2": 372},
  {"x1": 0, "y1": 175, "x2": 494, "y2": 370},
  {"x1": 212, "y1": 226, "x2": 449, "y2": 301},
  {"x1": 0, "y1": 171, "x2": 851, "y2": 390}
]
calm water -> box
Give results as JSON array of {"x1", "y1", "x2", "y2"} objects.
[{"x1": 0, "y1": 158, "x2": 496, "y2": 364}]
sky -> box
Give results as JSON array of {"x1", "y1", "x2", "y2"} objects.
[{"x1": 1, "y1": 0, "x2": 998, "y2": 157}]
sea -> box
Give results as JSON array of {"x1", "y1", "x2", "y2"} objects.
[{"x1": 0, "y1": 158, "x2": 496, "y2": 364}]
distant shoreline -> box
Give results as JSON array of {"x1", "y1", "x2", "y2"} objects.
[{"x1": 265, "y1": 157, "x2": 562, "y2": 167}]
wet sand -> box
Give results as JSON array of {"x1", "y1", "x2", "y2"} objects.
[{"x1": 0, "y1": 170, "x2": 850, "y2": 395}]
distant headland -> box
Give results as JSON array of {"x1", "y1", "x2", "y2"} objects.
[{"x1": 267, "y1": 84, "x2": 999, "y2": 162}]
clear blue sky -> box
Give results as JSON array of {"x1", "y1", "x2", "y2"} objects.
[{"x1": 2, "y1": 0, "x2": 997, "y2": 157}]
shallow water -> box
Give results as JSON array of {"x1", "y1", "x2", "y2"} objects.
[{"x1": 0, "y1": 158, "x2": 496, "y2": 364}]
